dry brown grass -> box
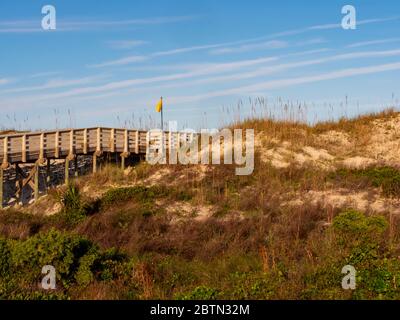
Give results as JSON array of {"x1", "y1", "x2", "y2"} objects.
[{"x1": 2, "y1": 108, "x2": 400, "y2": 299}]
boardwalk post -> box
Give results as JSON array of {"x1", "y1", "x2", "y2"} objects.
[
  {"x1": 55, "y1": 131, "x2": 60, "y2": 158},
  {"x1": 15, "y1": 164, "x2": 21, "y2": 203},
  {"x1": 3, "y1": 137, "x2": 9, "y2": 168},
  {"x1": 21, "y1": 134, "x2": 27, "y2": 163},
  {"x1": 0, "y1": 166, "x2": 3, "y2": 209},
  {"x1": 121, "y1": 129, "x2": 129, "y2": 170},
  {"x1": 65, "y1": 157, "x2": 70, "y2": 184},
  {"x1": 110, "y1": 129, "x2": 115, "y2": 153},
  {"x1": 34, "y1": 162, "x2": 39, "y2": 201},
  {"x1": 83, "y1": 129, "x2": 88, "y2": 154},
  {"x1": 75, "y1": 155, "x2": 79, "y2": 177},
  {"x1": 96, "y1": 128, "x2": 101, "y2": 153},
  {"x1": 69, "y1": 130, "x2": 74, "y2": 156},
  {"x1": 1, "y1": 137, "x2": 9, "y2": 208},
  {"x1": 92, "y1": 127, "x2": 102, "y2": 173},
  {"x1": 135, "y1": 131, "x2": 139, "y2": 154},
  {"x1": 93, "y1": 154, "x2": 97, "y2": 173},
  {"x1": 46, "y1": 159, "x2": 51, "y2": 187},
  {"x1": 39, "y1": 133, "x2": 44, "y2": 160}
]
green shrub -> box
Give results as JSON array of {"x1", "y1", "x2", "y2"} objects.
[
  {"x1": 58, "y1": 184, "x2": 87, "y2": 225},
  {"x1": 10, "y1": 228, "x2": 96, "y2": 285},
  {"x1": 0, "y1": 238, "x2": 10, "y2": 277},
  {"x1": 61, "y1": 184, "x2": 81, "y2": 212},
  {"x1": 176, "y1": 286, "x2": 219, "y2": 300},
  {"x1": 0, "y1": 228, "x2": 130, "y2": 298},
  {"x1": 332, "y1": 167, "x2": 400, "y2": 197},
  {"x1": 100, "y1": 185, "x2": 193, "y2": 209},
  {"x1": 333, "y1": 209, "x2": 387, "y2": 245},
  {"x1": 75, "y1": 249, "x2": 98, "y2": 286},
  {"x1": 101, "y1": 186, "x2": 160, "y2": 207}
]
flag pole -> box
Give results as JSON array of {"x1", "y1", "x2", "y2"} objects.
[
  {"x1": 160, "y1": 97, "x2": 164, "y2": 159},
  {"x1": 160, "y1": 96, "x2": 163, "y2": 131}
]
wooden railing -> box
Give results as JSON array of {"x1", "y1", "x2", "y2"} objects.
[
  {"x1": 0, "y1": 127, "x2": 198, "y2": 207},
  {"x1": 0, "y1": 127, "x2": 196, "y2": 166}
]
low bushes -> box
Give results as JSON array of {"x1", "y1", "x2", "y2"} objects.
[
  {"x1": 331, "y1": 166, "x2": 400, "y2": 197},
  {"x1": 0, "y1": 229, "x2": 130, "y2": 299}
]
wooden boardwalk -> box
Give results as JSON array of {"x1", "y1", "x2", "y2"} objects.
[{"x1": 0, "y1": 127, "x2": 195, "y2": 208}]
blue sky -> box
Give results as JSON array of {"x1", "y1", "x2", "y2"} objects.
[{"x1": 0, "y1": 0, "x2": 400, "y2": 130}]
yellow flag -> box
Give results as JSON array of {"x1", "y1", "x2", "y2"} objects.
[{"x1": 155, "y1": 97, "x2": 163, "y2": 113}]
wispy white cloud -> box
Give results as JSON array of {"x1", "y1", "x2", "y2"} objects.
[
  {"x1": 6, "y1": 48, "x2": 400, "y2": 107},
  {"x1": 159, "y1": 17, "x2": 399, "y2": 56},
  {"x1": 0, "y1": 16, "x2": 195, "y2": 33},
  {"x1": 210, "y1": 40, "x2": 288, "y2": 55},
  {"x1": 0, "y1": 79, "x2": 10, "y2": 86},
  {"x1": 167, "y1": 61, "x2": 400, "y2": 104},
  {"x1": 272, "y1": 16, "x2": 399, "y2": 36},
  {"x1": 0, "y1": 76, "x2": 105, "y2": 94},
  {"x1": 161, "y1": 49, "x2": 400, "y2": 88},
  {"x1": 60, "y1": 16, "x2": 195, "y2": 28},
  {"x1": 115, "y1": 49, "x2": 400, "y2": 94},
  {"x1": 284, "y1": 48, "x2": 331, "y2": 57},
  {"x1": 151, "y1": 44, "x2": 225, "y2": 57},
  {"x1": 92, "y1": 37, "x2": 319, "y2": 67},
  {"x1": 282, "y1": 17, "x2": 400, "y2": 36},
  {"x1": 347, "y1": 38, "x2": 400, "y2": 48},
  {"x1": 0, "y1": 28, "x2": 43, "y2": 33},
  {"x1": 89, "y1": 55, "x2": 148, "y2": 68},
  {"x1": 107, "y1": 40, "x2": 149, "y2": 49},
  {"x1": 3, "y1": 56, "x2": 279, "y2": 104},
  {"x1": 209, "y1": 38, "x2": 325, "y2": 55},
  {"x1": 59, "y1": 58, "x2": 400, "y2": 117},
  {"x1": 91, "y1": 16, "x2": 397, "y2": 67},
  {"x1": 28, "y1": 71, "x2": 61, "y2": 79},
  {"x1": 295, "y1": 38, "x2": 326, "y2": 46}
]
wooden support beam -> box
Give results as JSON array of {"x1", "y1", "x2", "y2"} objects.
[
  {"x1": 93, "y1": 153, "x2": 97, "y2": 174},
  {"x1": 39, "y1": 133, "x2": 45, "y2": 160},
  {"x1": 46, "y1": 159, "x2": 51, "y2": 187},
  {"x1": 55, "y1": 131, "x2": 60, "y2": 158},
  {"x1": 0, "y1": 166, "x2": 3, "y2": 209},
  {"x1": 21, "y1": 134, "x2": 27, "y2": 162},
  {"x1": 34, "y1": 162, "x2": 39, "y2": 201},
  {"x1": 83, "y1": 128, "x2": 88, "y2": 154},
  {"x1": 75, "y1": 155, "x2": 79, "y2": 177},
  {"x1": 121, "y1": 155, "x2": 125, "y2": 170},
  {"x1": 124, "y1": 129, "x2": 129, "y2": 154},
  {"x1": 15, "y1": 164, "x2": 22, "y2": 203},
  {"x1": 119, "y1": 129, "x2": 130, "y2": 170},
  {"x1": 15, "y1": 164, "x2": 37, "y2": 201},
  {"x1": 69, "y1": 130, "x2": 74, "y2": 156},
  {"x1": 135, "y1": 131, "x2": 139, "y2": 154},
  {"x1": 65, "y1": 157, "x2": 70, "y2": 185},
  {"x1": 110, "y1": 129, "x2": 115, "y2": 152},
  {"x1": 96, "y1": 127, "x2": 101, "y2": 153},
  {"x1": 2, "y1": 137, "x2": 8, "y2": 167}
]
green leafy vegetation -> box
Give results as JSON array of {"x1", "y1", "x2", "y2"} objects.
[
  {"x1": 2, "y1": 111, "x2": 400, "y2": 300},
  {"x1": 0, "y1": 228, "x2": 129, "y2": 299},
  {"x1": 1, "y1": 205, "x2": 400, "y2": 299},
  {"x1": 331, "y1": 166, "x2": 400, "y2": 197}
]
